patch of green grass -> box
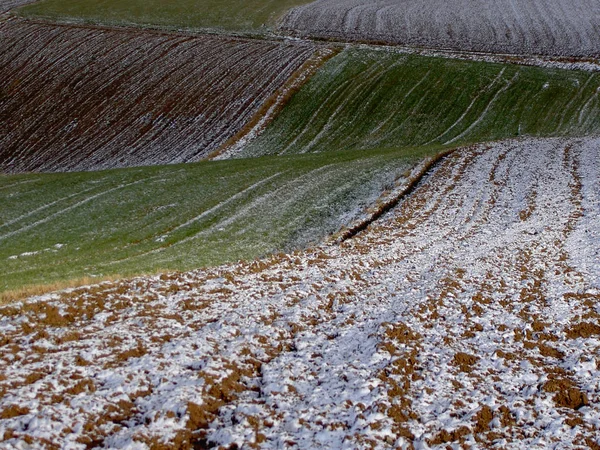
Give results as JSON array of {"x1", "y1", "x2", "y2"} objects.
[
  {"x1": 239, "y1": 49, "x2": 600, "y2": 157},
  {"x1": 0, "y1": 146, "x2": 439, "y2": 293},
  {"x1": 17, "y1": 0, "x2": 310, "y2": 32}
]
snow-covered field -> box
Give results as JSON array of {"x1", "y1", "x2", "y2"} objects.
[
  {"x1": 1, "y1": 137, "x2": 599, "y2": 448},
  {"x1": 280, "y1": 0, "x2": 600, "y2": 57}
]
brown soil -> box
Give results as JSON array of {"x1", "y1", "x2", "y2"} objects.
[
  {"x1": 566, "y1": 322, "x2": 600, "y2": 339},
  {"x1": 0, "y1": 404, "x2": 30, "y2": 419},
  {"x1": 543, "y1": 379, "x2": 589, "y2": 410},
  {"x1": 452, "y1": 352, "x2": 480, "y2": 372},
  {"x1": 0, "y1": 19, "x2": 316, "y2": 173}
]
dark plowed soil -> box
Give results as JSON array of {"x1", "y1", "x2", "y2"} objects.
[{"x1": 0, "y1": 19, "x2": 315, "y2": 173}]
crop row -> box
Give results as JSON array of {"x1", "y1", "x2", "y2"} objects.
[{"x1": 0, "y1": 19, "x2": 315, "y2": 173}]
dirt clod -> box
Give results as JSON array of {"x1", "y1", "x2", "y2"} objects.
[{"x1": 453, "y1": 352, "x2": 479, "y2": 372}]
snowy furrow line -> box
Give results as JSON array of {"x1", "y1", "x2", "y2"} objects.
[
  {"x1": 444, "y1": 71, "x2": 520, "y2": 145},
  {"x1": 0, "y1": 175, "x2": 164, "y2": 241},
  {"x1": 426, "y1": 67, "x2": 507, "y2": 145},
  {"x1": 157, "y1": 172, "x2": 288, "y2": 242},
  {"x1": 0, "y1": 183, "x2": 104, "y2": 230}
]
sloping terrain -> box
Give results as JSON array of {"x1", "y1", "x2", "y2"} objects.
[
  {"x1": 16, "y1": 0, "x2": 312, "y2": 33},
  {"x1": 0, "y1": 0, "x2": 35, "y2": 14},
  {"x1": 234, "y1": 49, "x2": 600, "y2": 158},
  {"x1": 280, "y1": 0, "x2": 600, "y2": 57},
  {"x1": 0, "y1": 146, "x2": 434, "y2": 296},
  {"x1": 1, "y1": 137, "x2": 599, "y2": 448},
  {"x1": 17, "y1": 0, "x2": 310, "y2": 33},
  {"x1": 0, "y1": 19, "x2": 316, "y2": 173}
]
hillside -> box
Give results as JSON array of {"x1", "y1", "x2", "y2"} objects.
[
  {"x1": 1, "y1": 1, "x2": 600, "y2": 447},
  {"x1": 280, "y1": 0, "x2": 600, "y2": 57},
  {"x1": 16, "y1": 0, "x2": 311, "y2": 33},
  {"x1": 0, "y1": 146, "x2": 436, "y2": 297},
  {"x1": 234, "y1": 49, "x2": 600, "y2": 158},
  {"x1": 0, "y1": 19, "x2": 316, "y2": 173},
  {"x1": 0, "y1": 0, "x2": 34, "y2": 14},
  {"x1": 1, "y1": 138, "x2": 598, "y2": 448}
]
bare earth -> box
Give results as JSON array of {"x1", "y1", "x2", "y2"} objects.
[
  {"x1": 0, "y1": 19, "x2": 315, "y2": 173},
  {"x1": 280, "y1": 0, "x2": 600, "y2": 57},
  {"x1": 1, "y1": 138, "x2": 599, "y2": 448}
]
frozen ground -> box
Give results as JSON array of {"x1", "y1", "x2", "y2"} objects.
[
  {"x1": 280, "y1": 0, "x2": 600, "y2": 57},
  {"x1": 1, "y1": 138, "x2": 599, "y2": 448}
]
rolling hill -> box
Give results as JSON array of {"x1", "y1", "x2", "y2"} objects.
[
  {"x1": 280, "y1": 0, "x2": 600, "y2": 57},
  {"x1": 1, "y1": 138, "x2": 598, "y2": 448},
  {"x1": 1, "y1": 0, "x2": 600, "y2": 447},
  {"x1": 0, "y1": 146, "x2": 436, "y2": 297},
  {"x1": 234, "y1": 48, "x2": 600, "y2": 158},
  {"x1": 0, "y1": 19, "x2": 316, "y2": 173}
]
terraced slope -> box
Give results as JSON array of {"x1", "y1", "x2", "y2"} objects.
[
  {"x1": 17, "y1": 0, "x2": 311, "y2": 32},
  {"x1": 0, "y1": 20, "x2": 315, "y2": 173},
  {"x1": 280, "y1": 0, "x2": 600, "y2": 57},
  {"x1": 235, "y1": 49, "x2": 600, "y2": 158},
  {"x1": 1, "y1": 138, "x2": 598, "y2": 448},
  {"x1": 0, "y1": 146, "x2": 433, "y2": 295}
]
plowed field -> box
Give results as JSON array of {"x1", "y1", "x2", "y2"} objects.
[
  {"x1": 0, "y1": 20, "x2": 315, "y2": 173},
  {"x1": 1, "y1": 138, "x2": 599, "y2": 448},
  {"x1": 280, "y1": 0, "x2": 600, "y2": 57}
]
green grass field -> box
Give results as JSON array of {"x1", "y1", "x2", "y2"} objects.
[
  {"x1": 16, "y1": 0, "x2": 310, "y2": 32},
  {"x1": 0, "y1": 146, "x2": 437, "y2": 294},
  {"x1": 4, "y1": 43, "x2": 600, "y2": 298},
  {"x1": 238, "y1": 49, "x2": 600, "y2": 157}
]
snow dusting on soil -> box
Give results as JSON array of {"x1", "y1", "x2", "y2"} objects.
[
  {"x1": 1, "y1": 138, "x2": 599, "y2": 448},
  {"x1": 280, "y1": 0, "x2": 600, "y2": 58}
]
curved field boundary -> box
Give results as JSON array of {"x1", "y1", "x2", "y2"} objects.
[
  {"x1": 0, "y1": 19, "x2": 316, "y2": 173},
  {"x1": 0, "y1": 146, "x2": 433, "y2": 296},
  {"x1": 0, "y1": 0, "x2": 35, "y2": 14},
  {"x1": 238, "y1": 49, "x2": 600, "y2": 158},
  {"x1": 210, "y1": 46, "x2": 341, "y2": 160},
  {"x1": 331, "y1": 146, "x2": 457, "y2": 243},
  {"x1": 280, "y1": 0, "x2": 600, "y2": 58}
]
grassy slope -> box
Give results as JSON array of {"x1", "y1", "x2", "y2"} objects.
[
  {"x1": 239, "y1": 49, "x2": 600, "y2": 157},
  {"x1": 16, "y1": 0, "x2": 310, "y2": 32},
  {"x1": 0, "y1": 146, "x2": 436, "y2": 294}
]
